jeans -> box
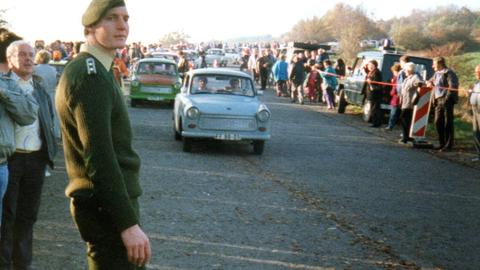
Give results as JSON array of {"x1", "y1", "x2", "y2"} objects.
[
  {"x1": 0, "y1": 163, "x2": 8, "y2": 226},
  {"x1": 387, "y1": 107, "x2": 400, "y2": 129}
]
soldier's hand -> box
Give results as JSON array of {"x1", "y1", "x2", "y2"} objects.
[{"x1": 121, "y1": 224, "x2": 151, "y2": 267}]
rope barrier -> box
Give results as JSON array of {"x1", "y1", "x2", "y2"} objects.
[{"x1": 318, "y1": 70, "x2": 464, "y2": 93}]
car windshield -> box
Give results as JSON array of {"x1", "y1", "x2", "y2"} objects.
[
  {"x1": 190, "y1": 75, "x2": 255, "y2": 97},
  {"x1": 137, "y1": 62, "x2": 177, "y2": 76}
]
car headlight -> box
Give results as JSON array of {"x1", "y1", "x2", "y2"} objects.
[
  {"x1": 186, "y1": 107, "x2": 200, "y2": 119},
  {"x1": 257, "y1": 110, "x2": 270, "y2": 122},
  {"x1": 131, "y1": 80, "x2": 139, "y2": 87},
  {"x1": 175, "y1": 81, "x2": 181, "y2": 89}
]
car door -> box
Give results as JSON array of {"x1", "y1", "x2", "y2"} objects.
[{"x1": 343, "y1": 56, "x2": 367, "y2": 105}]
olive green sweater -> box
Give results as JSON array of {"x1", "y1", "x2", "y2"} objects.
[{"x1": 56, "y1": 52, "x2": 141, "y2": 232}]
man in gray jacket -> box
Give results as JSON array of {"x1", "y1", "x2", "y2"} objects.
[
  {"x1": 0, "y1": 40, "x2": 56, "y2": 270},
  {"x1": 0, "y1": 29, "x2": 38, "y2": 227}
]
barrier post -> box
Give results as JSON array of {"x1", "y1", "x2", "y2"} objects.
[{"x1": 410, "y1": 86, "x2": 434, "y2": 148}]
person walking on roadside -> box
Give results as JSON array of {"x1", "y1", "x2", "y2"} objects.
[
  {"x1": 34, "y1": 49, "x2": 60, "y2": 139},
  {"x1": 385, "y1": 63, "x2": 402, "y2": 131},
  {"x1": 321, "y1": 60, "x2": 337, "y2": 110},
  {"x1": 55, "y1": 0, "x2": 151, "y2": 268},
  {"x1": 469, "y1": 64, "x2": 480, "y2": 162},
  {"x1": 248, "y1": 48, "x2": 259, "y2": 84},
  {"x1": 426, "y1": 57, "x2": 459, "y2": 151},
  {"x1": 304, "y1": 61, "x2": 321, "y2": 103},
  {"x1": 272, "y1": 54, "x2": 288, "y2": 97},
  {"x1": 289, "y1": 55, "x2": 305, "y2": 105},
  {"x1": 257, "y1": 50, "x2": 271, "y2": 90},
  {"x1": 0, "y1": 30, "x2": 39, "y2": 230},
  {"x1": 398, "y1": 62, "x2": 424, "y2": 144},
  {"x1": 364, "y1": 59, "x2": 383, "y2": 127},
  {"x1": 0, "y1": 40, "x2": 57, "y2": 270}
]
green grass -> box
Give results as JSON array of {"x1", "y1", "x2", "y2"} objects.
[
  {"x1": 426, "y1": 117, "x2": 475, "y2": 150},
  {"x1": 448, "y1": 52, "x2": 480, "y2": 90}
]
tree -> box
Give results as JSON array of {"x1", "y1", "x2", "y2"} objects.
[
  {"x1": 390, "y1": 22, "x2": 431, "y2": 51},
  {"x1": 324, "y1": 4, "x2": 384, "y2": 60}
]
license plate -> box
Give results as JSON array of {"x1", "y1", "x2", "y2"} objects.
[
  {"x1": 215, "y1": 133, "x2": 241, "y2": 141},
  {"x1": 147, "y1": 96, "x2": 163, "y2": 101}
]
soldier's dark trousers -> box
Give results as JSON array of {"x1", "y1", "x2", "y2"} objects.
[
  {"x1": 71, "y1": 196, "x2": 144, "y2": 270},
  {"x1": 0, "y1": 151, "x2": 47, "y2": 270},
  {"x1": 434, "y1": 97, "x2": 455, "y2": 149}
]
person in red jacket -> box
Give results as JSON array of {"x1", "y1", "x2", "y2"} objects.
[{"x1": 385, "y1": 63, "x2": 402, "y2": 130}]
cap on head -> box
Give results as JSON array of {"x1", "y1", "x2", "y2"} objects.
[{"x1": 82, "y1": 0, "x2": 126, "y2": 27}]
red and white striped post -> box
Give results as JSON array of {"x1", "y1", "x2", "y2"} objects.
[{"x1": 410, "y1": 86, "x2": 434, "y2": 148}]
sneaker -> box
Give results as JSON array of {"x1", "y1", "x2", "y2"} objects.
[
  {"x1": 472, "y1": 157, "x2": 480, "y2": 162},
  {"x1": 398, "y1": 139, "x2": 407, "y2": 144},
  {"x1": 384, "y1": 127, "x2": 392, "y2": 131},
  {"x1": 45, "y1": 170, "x2": 51, "y2": 177}
]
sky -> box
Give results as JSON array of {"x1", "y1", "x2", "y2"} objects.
[{"x1": 2, "y1": 0, "x2": 480, "y2": 44}]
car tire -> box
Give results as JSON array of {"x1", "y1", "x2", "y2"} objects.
[
  {"x1": 253, "y1": 140, "x2": 265, "y2": 155},
  {"x1": 130, "y1": 99, "x2": 137, "y2": 108},
  {"x1": 362, "y1": 101, "x2": 372, "y2": 122},
  {"x1": 174, "y1": 119, "x2": 182, "y2": 141},
  {"x1": 183, "y1": 137, "x2": 192, "y2": 152},
  {"x1": 337, "y1": 89, "x2": 347, "y2": 114}
]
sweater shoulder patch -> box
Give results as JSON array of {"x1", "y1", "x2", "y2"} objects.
[{"x1": 86, "y1": 57, "x2": 97, "y2": 75}]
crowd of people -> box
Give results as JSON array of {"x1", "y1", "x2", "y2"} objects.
[{"x1": 0, "y1": 0, "x2": 479, "y2": 268}]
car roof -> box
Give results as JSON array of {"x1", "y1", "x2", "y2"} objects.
[
  {"x1": 187, "y1": 68, "x2": 252, "y2": 79},
  {"x1": 137, "y1": 58, "x2": 177, "y2": 65},
  {"x1": 358, "y1": 51, "x2": 432, "y2": 61}
]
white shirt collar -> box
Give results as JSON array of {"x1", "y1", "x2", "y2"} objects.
[{"x1": 10, "y1": 71, "x2": 33, "y2": 86}]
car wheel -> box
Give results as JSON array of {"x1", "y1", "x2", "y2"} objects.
[
  {"x1": 253, "y1": 140, "x2": 265, "y2": 155},
  {"x1": 337, "y1": 89, "x2": 347, "y2": 114},
  {"x1": 183, "y1": 137, "x2": 192, "y2": 152},
  {"x1": 130, "y1": 99, "x2": 137, "y2": 108},
  {"x1": 362, "y1": 101, "x2": 372, "y2": 122},
  {"x1": 174, "y1": 119, "x2": 181, "y2": 141}
]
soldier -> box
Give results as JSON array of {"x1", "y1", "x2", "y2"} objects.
[{"x1": 55, "y1": 0, "x2": 151, "y2": 269}]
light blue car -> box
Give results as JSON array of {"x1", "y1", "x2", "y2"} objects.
[{"x1": 173, "y1": 68, "x2": 271, "y2": 154}]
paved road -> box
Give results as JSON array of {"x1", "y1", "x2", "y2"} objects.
[{"x1": 34, "y1": 87, "x2": 480, "y2": 269}]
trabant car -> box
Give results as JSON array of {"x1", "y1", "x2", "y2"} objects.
[
  {"x1": 205, "y1": 48, "x2": 228, "y2": 67},
  {"x1": 337, "y1": 51, "x2": 433, "y2": 121},
  {"x1": 129, "y1": 58, "x2": 181, "y2": 106},
  {"x1": 173, "y1": 68, "x2": 271, "y2": 154},
  {"x1": 151, "y1": 51, "x2": 179, "y2": 63}
]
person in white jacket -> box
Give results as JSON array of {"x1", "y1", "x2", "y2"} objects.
[{"x1": 469, "y1": 64, "x2": 480, "y2": 162}]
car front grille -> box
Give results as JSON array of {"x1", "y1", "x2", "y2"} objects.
[
  {"x1": 140, "y1": 86, "x2": 172, "y2": 94},
  {"x1": 199, "y1": 117, "x2": 257, "y2": 131}
]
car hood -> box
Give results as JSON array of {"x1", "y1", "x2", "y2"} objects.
[
  {"x1": 189, "y1": 95, "x2": 260, "y2": 115},
  {"x1": 137, "y1": 74, "x2": 176, "y2": 85}
]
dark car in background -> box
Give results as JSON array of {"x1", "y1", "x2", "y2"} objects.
[{"x1": 336, "y1": 51, "x2": 433, "y2": 121}]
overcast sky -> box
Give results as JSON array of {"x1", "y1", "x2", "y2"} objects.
[{"x1": 2, "y1": 0, "x2": 479, "y2": 44}]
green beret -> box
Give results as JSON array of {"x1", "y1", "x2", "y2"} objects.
[{"x1": 82, "y1": 0, "x2": 126, "y2": 26}]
